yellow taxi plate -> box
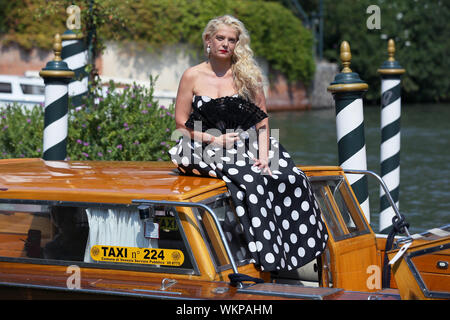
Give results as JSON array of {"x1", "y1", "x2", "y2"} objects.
[{"x1": 90, "y1": 245, "x2": 184, "y2": 266}]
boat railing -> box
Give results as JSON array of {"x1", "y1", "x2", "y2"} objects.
[
  {"x1": 342, "y1": 169, "x2": 412, "y2": 239},
  {"x1": 132, "y1": 199, "x2": 243, "y2": 287}
]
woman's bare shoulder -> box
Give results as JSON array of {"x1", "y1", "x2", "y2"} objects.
[{"x1": 182, "y1": 62, "x2": 208, "y2": 79}]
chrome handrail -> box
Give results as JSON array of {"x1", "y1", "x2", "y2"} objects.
[
  {"x1": 132, "y1": 199, "x2": 243, "y2": 287},
  {"x1": 342, "y1": 168, "x2": 411, "y2": 238}
]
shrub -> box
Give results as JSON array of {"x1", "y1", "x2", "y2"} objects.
[
  {"x1": 0, "y1": 104, "x2": 44, "y2": 158},
  {"x1": 0, "y1": 77, "x2": 177, "y2": 161},
  {"x1": 0, "y1": 0, "x2": 315, "y2": 85}
]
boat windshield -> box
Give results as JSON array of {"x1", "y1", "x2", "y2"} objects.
[
  {"x1": 195, "y1": 193, "x2": 253, "y2": 271},
  {"x1": 310, "y1": 176, "x2": 371, "y2": 241}
]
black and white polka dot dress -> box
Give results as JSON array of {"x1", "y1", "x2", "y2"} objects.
[{"x1": 169, "y1": 95, "x2": 328, "y2": 272}]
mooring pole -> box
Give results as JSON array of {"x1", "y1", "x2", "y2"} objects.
[
  {"x1": 62, "y1": 5, "x2": 88, "y2": 108},
  {"x1": 61, "y1": 30, "x2": 88, "y2": 108},
  {"x1": 39, "y1": 34, "x2": 74, "y2": 160},
  {"x1": 327, "y1": 41, "x2": 371, "y2": 222},
  {"x1": 377, "y1": 39, "x2": 405, "y2": 232}
]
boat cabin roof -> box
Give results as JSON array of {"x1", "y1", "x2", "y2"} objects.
[
  {"x1": 0, "y1": 158, "x2": 225, "y2": 203},
  {"x1": 0, "y1": 158, "x2": 342, "y2": 204}
]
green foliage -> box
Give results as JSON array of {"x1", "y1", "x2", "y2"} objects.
[
  {"x1": 232, "y1": 1, "x2": 315, "y2": 83},
  {"x1": 0, "y1": 78, "x2": 177, "y2": 161},
  {"x1": 322, "y1": 0, "x2": 450, "y2": 103},
  {"x1": 0, "y1": 0, "x2": 315, "y2": 85},
  {"x1": 111, "y1": 0, "x2": 315, "y2": 83},
  {"x1": 68, "y1": 78, "x2": 177, "y2": 161},
  {"x1": 0, "y1": 0, "x2": 128, "y2": 51},
  {"x1": 0, "y1": 105, "x2": 44, "y2": 158}
]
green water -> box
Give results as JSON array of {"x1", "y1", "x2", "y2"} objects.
[{"x1": 269, "y1": 103, "x2": 450, "y2": 234}]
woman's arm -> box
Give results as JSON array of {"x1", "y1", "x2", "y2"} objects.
[
  {"x1": 174, "y1": 68, "x2": 215, "y2": 143},
  {"x1": 174, "y1": 68, "x2": 239, "y2": 147},
  {"x1": 253, "y1": 88, "x2": 272, "y2": 176}
]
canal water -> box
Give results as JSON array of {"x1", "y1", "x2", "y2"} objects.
[{"x1": 269, "y1": 103, "x2": 449, "y2": 234}]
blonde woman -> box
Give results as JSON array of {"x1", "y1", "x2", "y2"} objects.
[{"x1": 169, "y1": 15, "x2": 327, "y2": 272}]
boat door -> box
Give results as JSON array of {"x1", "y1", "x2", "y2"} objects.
[{"x1": 310, "y1": 175, "x2": 379, "y2": 291}]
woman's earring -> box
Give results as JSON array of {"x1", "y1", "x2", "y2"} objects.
[{"x1": 206, "y1": 45, "x2": 211, "y2": 55}]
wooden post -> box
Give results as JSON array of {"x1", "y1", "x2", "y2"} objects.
[
  {"x1": 39, "y1": 34, "x2": 74, "y2": 160},
  {"x1": 62, "y1": 5, "x2": 88, "y2": 108},
  {"x1": 327, "y1": 41, "x2": 370, "y2": 222},
  {"x1": 377, "y1": 39, "x2": 406, "y2": 232}
]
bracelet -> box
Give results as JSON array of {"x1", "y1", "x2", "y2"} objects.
[{"x1": 204, "y1": 134, "x2": 215, "y2": 144}]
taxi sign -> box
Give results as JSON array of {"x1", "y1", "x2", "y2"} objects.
[
  {"x1": 158, "y1": 216, "x2": 178, "y2": 231},
  {"x1": 90, "y1": 245, "x2": 184, "y2": 266}
]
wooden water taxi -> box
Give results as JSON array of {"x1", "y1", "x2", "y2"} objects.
[{"x1": 0, "y1": 158, "x2": 448, "y2": 300}]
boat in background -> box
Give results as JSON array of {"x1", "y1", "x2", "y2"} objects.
[{"x1": 0, "y1": 74, "x2": 45, "y2": 109}]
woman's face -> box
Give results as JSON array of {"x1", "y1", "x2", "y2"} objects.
[{"x1": 207, "y1": 25, "x2": 238, "y2": 60}]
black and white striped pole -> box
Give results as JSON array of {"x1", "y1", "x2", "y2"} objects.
[
  {"x1": 377, "y1": 39, "x2": 405, "y2": 232},
  {"x1": 61, "y1": 29, "x2": 88, "y2": 108},
  {"x1": 327, "y1": 41, "x2": 371, "y2": 222},
  {"x1": 61, "y1": 5, "x2": 88, "y2": 108},
  {"x1": 39, "y1": 34, "x2": 74, "y2": 160}
]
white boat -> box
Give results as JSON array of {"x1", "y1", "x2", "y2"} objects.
[{"x1": 0, "y1": 74, "x2": 45, "y2": 109}]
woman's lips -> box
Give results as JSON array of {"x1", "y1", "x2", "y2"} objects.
[{"x1": 219, "y1": 50, "x2": 228, "y2": 53}]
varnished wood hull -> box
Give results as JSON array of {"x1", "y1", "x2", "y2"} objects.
[
  {"x1": 388, "y1": 236, "x2": 450, "y2": 300},
  {"x1": 0, "y1": 261, "x2": 400, "y2": 300}
]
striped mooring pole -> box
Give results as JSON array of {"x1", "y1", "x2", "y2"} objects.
[
  {"x1": 327, "y1": 41, "x2": 371, "y2": 222},
  {"x1": 39, "y1": 34, "x2": 74, "y2": 160},
  {"x1": 377, "y1": 39, "x2": 406, "y2": 232},
  {"x1": 61, "y1": 29, "x2": 88, "y2": 108}
]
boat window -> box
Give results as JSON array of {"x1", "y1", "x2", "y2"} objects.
[
  {"x1": 0, "y1": 201, "x2": 196, "y2": 274},
  {"x1": 311, "y1": 181, "x2": 344, "y2": 239},
  {"x1": 0, "y1": 82, "x2": 12, "y2": 93},
  {"x1": 20, "y1": 84, "x2": 45, "y2": 95},
  {"x1": 195, "y1": 194, "x2": 253, "y2": 270},
  {"x1": 311, "y1": 176, "x2": 370, "y2": 241},
  {"x1": 330, "y1": 178, "x2": 369, "y2": 234}
]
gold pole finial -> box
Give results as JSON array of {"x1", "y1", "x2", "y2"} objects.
[
  {"x1": 388, "y1": 39, "x2": 396, "y2": 62},
  {"x1": 340, "y1": 41, "x2": 352, "y2": 73},
  {"x1": 53, "y1": 34, "x2": 62, "y2": 62}
]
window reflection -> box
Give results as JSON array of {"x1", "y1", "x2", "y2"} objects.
[
  {"x1": 0, "y1": 202, "x2": 195, "y2": 272},
  {"x1": 196, "y1": 194, "x2": 252, "y2": 270},
  {"x1": 311, "y1": 176, "x2": 370, "y2": 241}
]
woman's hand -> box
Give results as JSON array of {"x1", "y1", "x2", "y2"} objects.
[
  {"x1": 252, "y1": 157, "x2": 272, "y2": 176},
  {"x1": 213, "y1": 132, "x2": 240, "y2": 149}
]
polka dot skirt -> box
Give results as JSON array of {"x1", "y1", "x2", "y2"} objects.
[
  {"x1": 169, "y1": 96, "x2": 328, "y2": 272},
  {"x1": 169, "y1": 133, "x2": 328, "y2": 272}
]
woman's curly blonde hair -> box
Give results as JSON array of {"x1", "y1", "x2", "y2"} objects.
[{"x1": 202, "y1": 15, "x2": 263, "y2": 102}]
